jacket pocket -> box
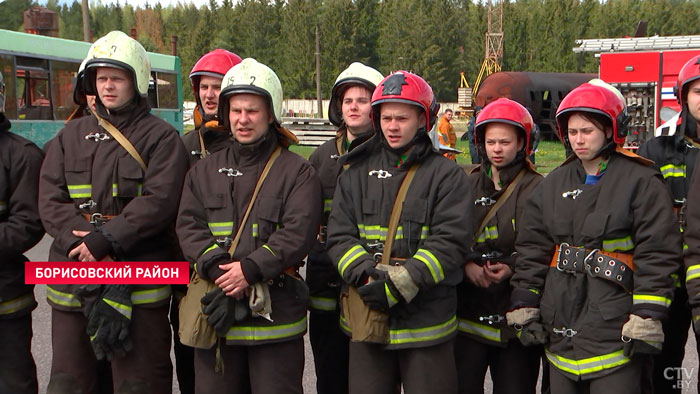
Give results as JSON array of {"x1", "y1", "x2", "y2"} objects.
[
  {"x1": 115, "y1": 157, "x2": 143, "y2": 198},
  {"x1": 402, "y1": 198, "x2": 428, "y2": 247},
  {"x1": 256, "y1": 196, "x2": 282, "y2": 240},
  {"x1": 65, "y1": 157, "x2": 93, "y2": 199},
  {"x1": 580, "y1": 212, "x2": 610, "y2": 240}
]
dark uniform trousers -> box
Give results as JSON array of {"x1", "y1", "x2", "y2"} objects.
[
  {"x1": 170, "y1": 290, "x2": 195, "y2": 394},
  {"x1": 194, "y1": 337, "x2": 304, "y2": 394},
  {"x1": 349, "y1": 339, "x2": 457, "y2": 394},
  {"x1": 48, "y1": 306, "x2": 172, "y2": 394},
  {"x1": 0, "y1": 314, "x2": 37, "y2": 394},
  {"x1": 651, "y1": 286, "x2": 691, "y2": 394},
  {"x1": 548, "y1": 356, "x2": 645, "y2": 394},
  {"x1": 455, "y1": 335, "x2": 540, "y2": 394},
  {"x1": 309, "y1": 308, "x2": 349, "y2": 394}
]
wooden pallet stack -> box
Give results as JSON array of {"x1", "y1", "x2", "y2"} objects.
[{"x1": 282, "y1": 117, "x2": 337, "y2": 146}]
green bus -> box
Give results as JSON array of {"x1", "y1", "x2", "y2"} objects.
[{"x1": 0, "y1": 29, "x2": 183, "y2": 148}]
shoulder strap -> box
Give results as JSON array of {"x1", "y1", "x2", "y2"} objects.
[
  {"x1": 380, "y1": 164, "x2": 419, "y2": 266},
  {"x1": 198, "y1": 128, "x2": 208, "y2": 159},
  {"x1": 93, "y1": 111, "x2": 148, "y2": 172},
  {"x1": 228, "y1": 146, "x2": 283, "y2": 256},
  {"x1": 471, "y1": 168, "x2": 525, "y2": 248}
]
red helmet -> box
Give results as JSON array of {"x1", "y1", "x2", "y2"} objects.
[
  {"x1": 556, "y1": 82, "x2": 628, "y2": 146},
  {"x1": 371, "y1": 71, "x2": 439, "y2": 132},
  {"x1": 190, "y1": 49, "x2": 242, "y2": 108},
  {"x1": 675, "y1": 55, "x2": 700, "y2": 107},
  {"x1": 474, "y1": 98, "x2": 534, "y2": 155}
]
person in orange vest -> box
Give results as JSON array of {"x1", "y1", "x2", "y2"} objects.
[{"x1": 438, "y1": 109, "x2": 457, "y2": 160}]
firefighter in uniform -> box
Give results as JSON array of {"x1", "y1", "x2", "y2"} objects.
[
  {"x1": 182, "y1": 49, "x2": 242, "y2": 166},
  {"x1": 176, "y1": 58, "x2": 321, "y2": 394},
  {"x1": 638, "y1": 54, "x2": 700, "y2": 394},
  {"x1": 507, "y1": 81, "x2": 682, "y2": 393},
  {"x1": 174, "y1": 48, "x2": 242, "y2": 394},
  {"x1": 307, "y1": 62, "x2": 383, "y2": 394},
  {"x1": 456, "y1": 98, "x2": 542, "y2": 394},
  {"x1": 39, "y1": 30, "x2": 188, "y2": 394},
  {"x1": 676, "y1": 54, "x2": 700, "y2": 394},
  {"x1": 326, "y1": 71, "x2": 472, "y2": 394},
  {"x1": 0, "y1": 71, "x2": 44, "y2": 394}
]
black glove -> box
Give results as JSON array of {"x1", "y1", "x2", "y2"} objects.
[
  {"x1": 86, "y1": 285, "x2": 133, "y2": 361},
  {"x1": 357, "y1": 269, "x2": 403, "y2": 312},
  {"x1": 516, "y1": 321, "x2": 547, "y2": 346},
  {"x1": 201, "y1": 288, "x2": 250, "y2": 337},
  {"x1": 623, "y1": 339, "x2": 662, "y2": 357}
]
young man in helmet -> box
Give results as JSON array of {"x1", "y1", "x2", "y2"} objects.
[
  {"x1": 326, "y1": 71, "x2": 472, "y2": 394},
  {"x1": 176, "y1": 58, "x2": 321, "y2": 394},
  {"x1": 183, "y1": 49, "x2": 242, "y2": 166},
  {"x1": 674, "y1": 55, "x2": 700, "y2": 394},
  {"x1": 507, "y1": 81, "x2": 681, "y2": 393},
  {"x1": 638, "y1": 54, "x2": 700, "y2": 394},
  {"x1": 0, "y1": 71, "x2": 44, "y2": 394},
  {"x1": 39, "y1": 30, "x2": 188, "y2": 394},
  {"x1": 437, "y1": 108, "x2": 457, "y2": 160},
  {"x1": 456, "y1": 98, "x2": 543, "y2": 394},
  {"x1": 307, "y1": 62, "x2": 383, "y2": 394}
]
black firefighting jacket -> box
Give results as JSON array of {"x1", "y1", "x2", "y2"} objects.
[
  {"x1": 457, "y1": 160, "x2": 542, "y2": 346},
  {"x1": 176, "y1": 130, "x2": 322, "y2": 345},
  {"x1": 39, "y1": 99, "x2": 188, "y2": 311},
  {"x1": 327, "y1": 133, "x2": 473, "y2": 349},
  {"x1": 181, "y1": 123, "x2": 232, "y2": 167},
  {"x1": 510, "y1": 152, "x2": 681, "y2": 380},
  {"x1": 0, "y1": 114, "x2": 44, "y2": 318},
  {"x1": 306, "y1": 127, "x2": 373, "y2": 313}
]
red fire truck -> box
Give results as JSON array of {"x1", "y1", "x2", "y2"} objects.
[{"x1": 574, "y1": 35, "x2": 700, "y2": 149}]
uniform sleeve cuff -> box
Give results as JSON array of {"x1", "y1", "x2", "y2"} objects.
[
  {"x1": 82, "y1": 231, "x2": 112, "y2": 261},
  {"x1": 241, "y1": 258, "x2": 263, "y2": 284}
]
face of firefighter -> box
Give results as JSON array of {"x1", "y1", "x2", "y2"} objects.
[
  {"x1": 567, "y1": 112, "x2": 612, "y2": 164},
  {"x1": 95, "y1": 67, "x2": 136, "y2": 110},
  {"x1": 379, "y1": 102, "x2": 425, "y2": 150},
  {"x1": 484, "y1": 123, "x2": 523, "y2": 169},
  {"x1": 687, "y1": 79, "x2": 700, "y2": 125},
  {"x1": 199, "y1": 75, "x2": 223, "y2": 116},
  {"x1": 228, "y1": 93, "x2": 273, "y2": 145},
  {"x1": 341, "y1": 85, "x2": 373, "y2": 139}
]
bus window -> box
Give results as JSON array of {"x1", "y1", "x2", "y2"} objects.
[
  {"x1": 0, "y1": 55, "x2": 17, "y2": 119},
  {"x1": 51, "y1": 60, "x2": 79, "y2": 120},
  {"x1": 16, "y1": 56, "x2": 52, "y2": 120},
  {"x1": 155, "y1": 72, "x2": 178, "y2": 109},
  {"x1": 147, "y1": 74, "x2": 158, "y2": 109}
]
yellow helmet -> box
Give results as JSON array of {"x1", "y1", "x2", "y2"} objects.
[
  {"x1": 328, "y1": 62, "x2": 383, "y2": 126},
  {"x1": 83, "y1": 30, "x2": 151, "y2": 97},
  {"x1": 218, "y1": 58, "x2": 283, "y2": 125}
]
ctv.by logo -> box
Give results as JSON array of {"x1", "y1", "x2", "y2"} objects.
[{"x1": 664, "y1": 367, "x2": 695, "y2": 390}]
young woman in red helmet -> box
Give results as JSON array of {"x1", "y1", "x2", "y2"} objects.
[
  {"x1": 507, "y1": 81, "x2": 682, "y2": 393},
  {"x1": 456, "y1": 98, "x2": 543, "y2": 394}
]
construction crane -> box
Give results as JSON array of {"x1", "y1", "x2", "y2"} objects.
[{"x1": 458, "y1": 0, "x2": 503, "y2": 116}]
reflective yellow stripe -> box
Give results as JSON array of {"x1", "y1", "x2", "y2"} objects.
[
  {"x1": 659, "y1": 164, "x2": 686, "y2": 179},
  {"x1": 104, "y1": 298, "x2": 132, "y2": 319},
  {"x1": 687, "y1": 265, "x2": 700, "y2": 283},
  {"x1": 385, "y1": 283, "x2": 399, "y2": 307},
  {"x1": 339, "y1": 313, "x2": 351, "y2": 335},
  {"x1": 225, "y1": 316, "x2": 307, "y2": 341},
  {"x1": 413, "y1": 248, "x2": 444, "y2": 283},
  {"x1": 324, "y1": 199, "x2": 333, "y2": 213},
  {"x1": 671, "y1": 273, "x2": 681, "y2": 288},
  {"x1": 131, "y1": 286, "x2": 171, "y2": 305},
  {"x1": 476, "y1": 225, "x2": 498, "y2": 243},
  {"x1": 309, "y1": 296, "x2": 336, "y2": 311},
  {"x1": 0, "y1": 293, "x2": 35, "y2": 315},
  {"x1": 458, "y1": 318, "x2": 501, "y2": 342},
  {"x1": 252, "y1": 223, "x2": 259, "y2": 237},
  {"x1": 112, "y1": 183, "x2": 143, "y2": 197},
  {"x1": 338, "y1": 245, "x2": 370, "y2": 277},
  {"x1": 389, "y1": 315, "x2": 457, "y2": 345},
  {"x1": 201, "y1": 243, "x2": 220, "y2": 258},
  {"x1": 208, "y1": 221, "x2": 234, "y2": 236},
  {"x1": 47, "y1": 286, "x2": 81, "y2": 307},
  {"x1": 262, "y1": 244, "x2": 276, "y2": 256},
  {"x1": 511, "y1": 218, "x2": 516, "y2": 231},
  {"x1": 67, "y1": 184, "x2": 92, "y2": 199},
  {"x1": 357, "y1": 224, "x2": 427, "y2": 241},
  {"x1": 546, "y1": 349, "x2": 630, "y2": 376},
  {"x1": 602, "y1": 236, "x2": 634, "y2": 252},
  {"x1": 633, "y1": 294, "x2": 671, "y2": 307}
]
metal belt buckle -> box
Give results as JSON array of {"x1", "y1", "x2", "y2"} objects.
[
  {"x1": 479, "y1": 314, "x2": 504, "y2": 325},
  {"x1": 366, "y1": 242, "x2": 384, "y2": 263},
  {"x1": 583, "y1": 248, "x2": 599, "y2": 275},
  {"x1": 556, "y1": 243, "x2": 570, "y2": 272},
  {"x1": 553, "y1": 327, "x2": 578, "y2": 337},
  {"x1": 89, "y1": 213, "x2": 107, "y2": 226},
  {"x1": 217, "y1": 236, "x2": 232, "y2": 248},
  {"x1": 319, "y1": 226, "x2": 328, "y2": 244}
]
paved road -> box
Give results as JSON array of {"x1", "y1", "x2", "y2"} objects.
[{"x1": 26, "y1": 235, "x2": 699, "y2": 393}]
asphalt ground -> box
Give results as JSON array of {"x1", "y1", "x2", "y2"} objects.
[{"x1": 26, "y1": 235, "x2": 699, "y2": 393}]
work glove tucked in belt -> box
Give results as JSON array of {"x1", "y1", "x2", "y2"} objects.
[
  {"x1": 621, "y1": 314, "x2": 664, "y2": 357},
  {"x1": 357, "y1": 265, "x2": 419, "y2": 312},
  {"x1": 506, "y1": 307, "x2": 547, "y2": 346},
  {"x1": 86, "y1": 285, "x2": 133, "y2": 360},
  {"x1": 201, "y1": 288, "x2": 250, "y2": 337}
]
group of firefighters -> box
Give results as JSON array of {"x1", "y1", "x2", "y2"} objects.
[{"x1": 2, "y1": 29, "x2": 700, "y2": 394}]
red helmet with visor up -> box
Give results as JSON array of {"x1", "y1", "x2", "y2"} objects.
[{"x1": 474, "y1": 98, "x2": 534, "y2": 155}]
